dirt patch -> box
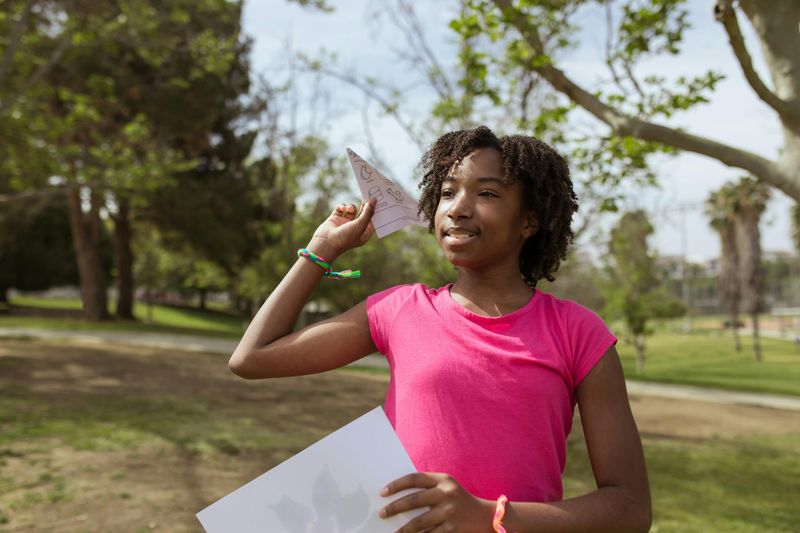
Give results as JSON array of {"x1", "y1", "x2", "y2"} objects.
[
  {"x1": 628, "y1": 394, "x2": 798, "y2": 440},
  {"x1": 0, "y1": 338, "x2": 798, "y2": 532}
]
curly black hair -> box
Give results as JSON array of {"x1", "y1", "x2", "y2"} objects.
[{"x1": 417, "y1": 125, "x2": 578, "y2": 287}]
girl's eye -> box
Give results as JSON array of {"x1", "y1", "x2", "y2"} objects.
[
  {"x1": 479, "y1": 190, "x2": 499, "y2": 197},
  {"x1": 440, "y1": 189, "x2": 455, "y2": 199}
]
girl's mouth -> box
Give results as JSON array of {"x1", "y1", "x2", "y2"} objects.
[
  {"x1": 443, "y1": 228, "x2": 478, "y2": 244},
  {"x1": 447, "y1": 230, "x2": 475, "y2": 238}
]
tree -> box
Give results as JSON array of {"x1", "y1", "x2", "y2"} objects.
[
  {"x1": 444, "y1": 0, "x2": 800, "y2": 201},
  {"x1": 133, "y1": 225, "x2": 232, "y2": 315},
  {"x1": 707, "y1": 177, "x2": 769, "y2": 360},
  {"x1": 303, "y1": 0, "x2": 661, "y2": 233},
  {"x1": 706, "y1": 186, "x2": 742, "y2": 352},
  {"x1": 539, "y1": 249, "x2": 606, "y2": 312},
  {"x1": 0, "y1": 194, "x2": 89, "y2": 303},
  {"x1": 791, "y1": 203, "x2": 800, "y2": 253},
  {"x1": 1, "y1": 0, "x2": 253, "y2": 320},
  {"x1": 604, "y1": 210, "x2": 684, "y2": 373},
  {"x1": 729, "y1": 176, "x2": 770, "y2": 362}
]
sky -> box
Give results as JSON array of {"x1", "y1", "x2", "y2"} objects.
[{"x1": 241, "y1": 0, "x2": 794, "y2": 263}]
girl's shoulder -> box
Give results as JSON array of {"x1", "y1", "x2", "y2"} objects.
[
  {"x1": 369, "y1": 282, "x2": 448, "y2": 304},
  {"x1": 532, "y1": 289, "x2": 609, "y2": 330}
]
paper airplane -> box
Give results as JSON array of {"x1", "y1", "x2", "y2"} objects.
[
  {"x1": 196, "y1": 407, "x2": 425, "y2": 532},
  {"x1": 346, "y1": 148, "x2": 428, "y2": 238}
]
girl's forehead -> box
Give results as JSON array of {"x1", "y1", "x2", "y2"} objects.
[{"x1": 450, "y1": 148, "x2": 505, "y2": 179}]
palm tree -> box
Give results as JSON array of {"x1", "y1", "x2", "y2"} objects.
[
  {"x1": 730, "y1": 177, "x2": 771, "y2": 362},
  {"x1": 707, "y1": 177, "x2": 770, "y2": 361},
  {"x1": 706, "y1": 188, "x2": 741, "y2": 352}
]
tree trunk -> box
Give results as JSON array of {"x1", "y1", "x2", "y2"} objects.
[
  {"x1": 731, "y1": 312, "x2": 742, "y2": 352},
  {"x1": 735, "y1": 205, "x2": 765, "y2": 362},
  {"x1": 199, "y1": 288, "x2": 207, "y2": 310},
  {"x1": 144, "y1": 287, "x2": 156, "y2": 323},
  {"x1": 0, "y1": 287, "x2": 7, "y2": 304},
  {"x1": 717, "y1": 223, "x2": 742, "y2": 352},
  {"x1": 114, "y1": 195, "x2": 134, "y2": 319},
  {"x1": 751, "y1": 312, "x2": 762, "y2": 362},
  {"x1": 66, "y1": 187, "x2": 110, "y2": 320},
  {"x1": 634, "y1": 334, "x2": 646, "y2": 374}
]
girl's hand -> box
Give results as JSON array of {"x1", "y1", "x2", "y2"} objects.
[
  {"x1": 307, "y1": 199, "x2": 376, "y2": 261},
  {"x1": 379, "y1": 472, "x2": 495, "y2": 532}
]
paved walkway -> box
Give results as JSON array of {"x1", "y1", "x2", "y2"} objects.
[{"x1": 3, "y1": 326, "x2": 800, "y2": 411}]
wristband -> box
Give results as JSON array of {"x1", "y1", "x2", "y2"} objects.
[
  {"x1": 492, "y1": 494, "x2": 515, "y2": 533},
  {"x1": 297, "y1": 248, "x2": 361, "y2": 280}
]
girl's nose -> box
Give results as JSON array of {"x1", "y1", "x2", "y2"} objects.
[{"x1": 447, "y1": 191, "x2": 472, "y2": 219}]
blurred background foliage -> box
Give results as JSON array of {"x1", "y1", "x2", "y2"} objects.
[{"x1": 0, "y1": 0, "x2": 461, "y2": 327}]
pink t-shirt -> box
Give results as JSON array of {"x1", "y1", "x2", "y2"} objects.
[{"x1": 366, "y1": 283, "x2": 616, "y2": 503}]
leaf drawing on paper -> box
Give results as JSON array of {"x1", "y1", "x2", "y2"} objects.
[
  {"x1": 268, "y1": 495, "x2": 315, "y2": 532},
  {"x1": 269, "y1": 464, "x2": 372, "y2": 532}
]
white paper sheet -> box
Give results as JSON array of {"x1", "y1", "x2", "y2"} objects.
[
  {"x1": 346, "y1": 148, "x2": 428, "y2": 238},
  {"x1": 196, "y1": 407, "x2": 424, "y2": 532}
]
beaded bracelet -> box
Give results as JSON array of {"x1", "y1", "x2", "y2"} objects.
[
  {"x1": 492, "y1": 494, "x2": 514, "y2": 533},
  {"x1": 297, "y1": 248, "x2": 361, "y2": 280}
]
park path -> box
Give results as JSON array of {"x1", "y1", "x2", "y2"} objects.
[{"x1": 2, "y1": 326, "x2": 800, "y2": 411}]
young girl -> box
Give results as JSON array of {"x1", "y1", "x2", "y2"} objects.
[{"x1": 229, "y1": 126, "x2": 651, "y2": 532}]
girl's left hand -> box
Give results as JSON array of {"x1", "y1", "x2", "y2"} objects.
[{"x1": 379, "y1": 472, "x2": 494, "y2": 532}]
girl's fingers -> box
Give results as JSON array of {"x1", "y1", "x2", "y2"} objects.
[
  {"x1": 352, "y1": 198, "x2": 376, "y2": 229},
  {"x1": 381, "y1": 473, "x2": 440, "y2": 496},
  {"x1": 380, "y1": 487, "x2": 440, "y2": 518},
  {"x1": 333, "y1": 201, "x2": 367, "y2": 221},
  {"x1": 393, "y1": 506, "x2": 446, "y2": 533},
  {"x1": 359, "y1": 221, "x2": 376, "y2": 244}
]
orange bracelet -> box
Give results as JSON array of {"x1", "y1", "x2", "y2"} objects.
[{"x1": 492, "y1": 494, "x2": 515, "y2": 533}]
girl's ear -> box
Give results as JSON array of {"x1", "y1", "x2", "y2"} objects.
[{"x1": 523, "y1": 211, "x2": 539, "y2": 239}]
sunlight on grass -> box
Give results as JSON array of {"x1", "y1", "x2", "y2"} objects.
[
  {"x1": 4, "y1": 295, "x2": 245, "y2": 337},
  {"x1": 617, "y1": 331, "x2": 800, "y2": 396}
]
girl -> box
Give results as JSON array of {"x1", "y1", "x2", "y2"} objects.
[{"x1": 229, "y1": 126, "x2": 651, "y2": 532}]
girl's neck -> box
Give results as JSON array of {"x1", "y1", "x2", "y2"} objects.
[{"x1": 449, "y1": 270, "x2": 534, "y2": 317}]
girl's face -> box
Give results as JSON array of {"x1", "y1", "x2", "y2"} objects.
[{"x1": 434, "y1": 148, "x2": 538, "y2": 273}]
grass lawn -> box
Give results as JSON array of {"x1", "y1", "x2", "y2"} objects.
[
  {"x1": 2, "y1": 295, "x2": 245, "y2": 338},
  {"x1": 0, "y1": 339, "x2": 798, "y2": 532},
  {"x1": 617, "y1": 331, "x2": 800, "y2": 397}
]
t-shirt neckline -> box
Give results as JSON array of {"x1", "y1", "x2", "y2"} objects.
[{"x1": 442, "y1": 283, "x2": 538, "y2": 322}]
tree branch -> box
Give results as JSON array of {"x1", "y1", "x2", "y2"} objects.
[
  {"x1": 0, "y1": 0, "x2": 36, "y2": 82},
  {"x1": 392, "y1": 0, "x2": 454, "y2": 99},
  {"x1": 301, "y1": 62, "x2": 426, "y2": 151},
  {"x1": 0, "y1": 27, "x2": 72, "y2": 112},
  {"x1": 713, "y1": 0, "x2": 786, "y2": 115},
  {"x1": 490, "y1": 0, "x2": 796, "y2": 197}
]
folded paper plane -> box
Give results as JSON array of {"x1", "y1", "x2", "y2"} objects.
[{"x1": 346, "y1": 148, "x2": 428, "y2": 238}]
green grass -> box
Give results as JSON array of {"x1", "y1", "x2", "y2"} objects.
[
  {"x1": 8, "y1": 295, "x2": 85, "y2": 311},
  {"x1": 564, "y1": 433, "x2": 800, "y2": 532},
  {"x1": 1, "y1": 339, "x2": 798, "y2": 533},
  {"x1": 617, "y1": 331, "x2": 800, "y2": 397},
  {"x1": 0, "y1": 315, "x2": 242, "y2": 338},
  {"x1": 2, "y1": 295, "x2": 245, "y2": 338}
]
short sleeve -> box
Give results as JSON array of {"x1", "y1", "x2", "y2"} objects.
[
  {"x1": 366, "y1": 284, "x2": 414, "y2": 355},
  {"x1": 567, "y1": 303, "x2": 617, "y2": 386}
]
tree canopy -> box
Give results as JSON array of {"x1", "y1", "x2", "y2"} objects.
[{"x1": 448, "y1": 0, "x2": 800, "y2": 200}]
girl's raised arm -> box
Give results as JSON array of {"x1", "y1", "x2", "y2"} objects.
[{"x1": 228, "y1": 199, "x2": 378, "y2": 379}]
